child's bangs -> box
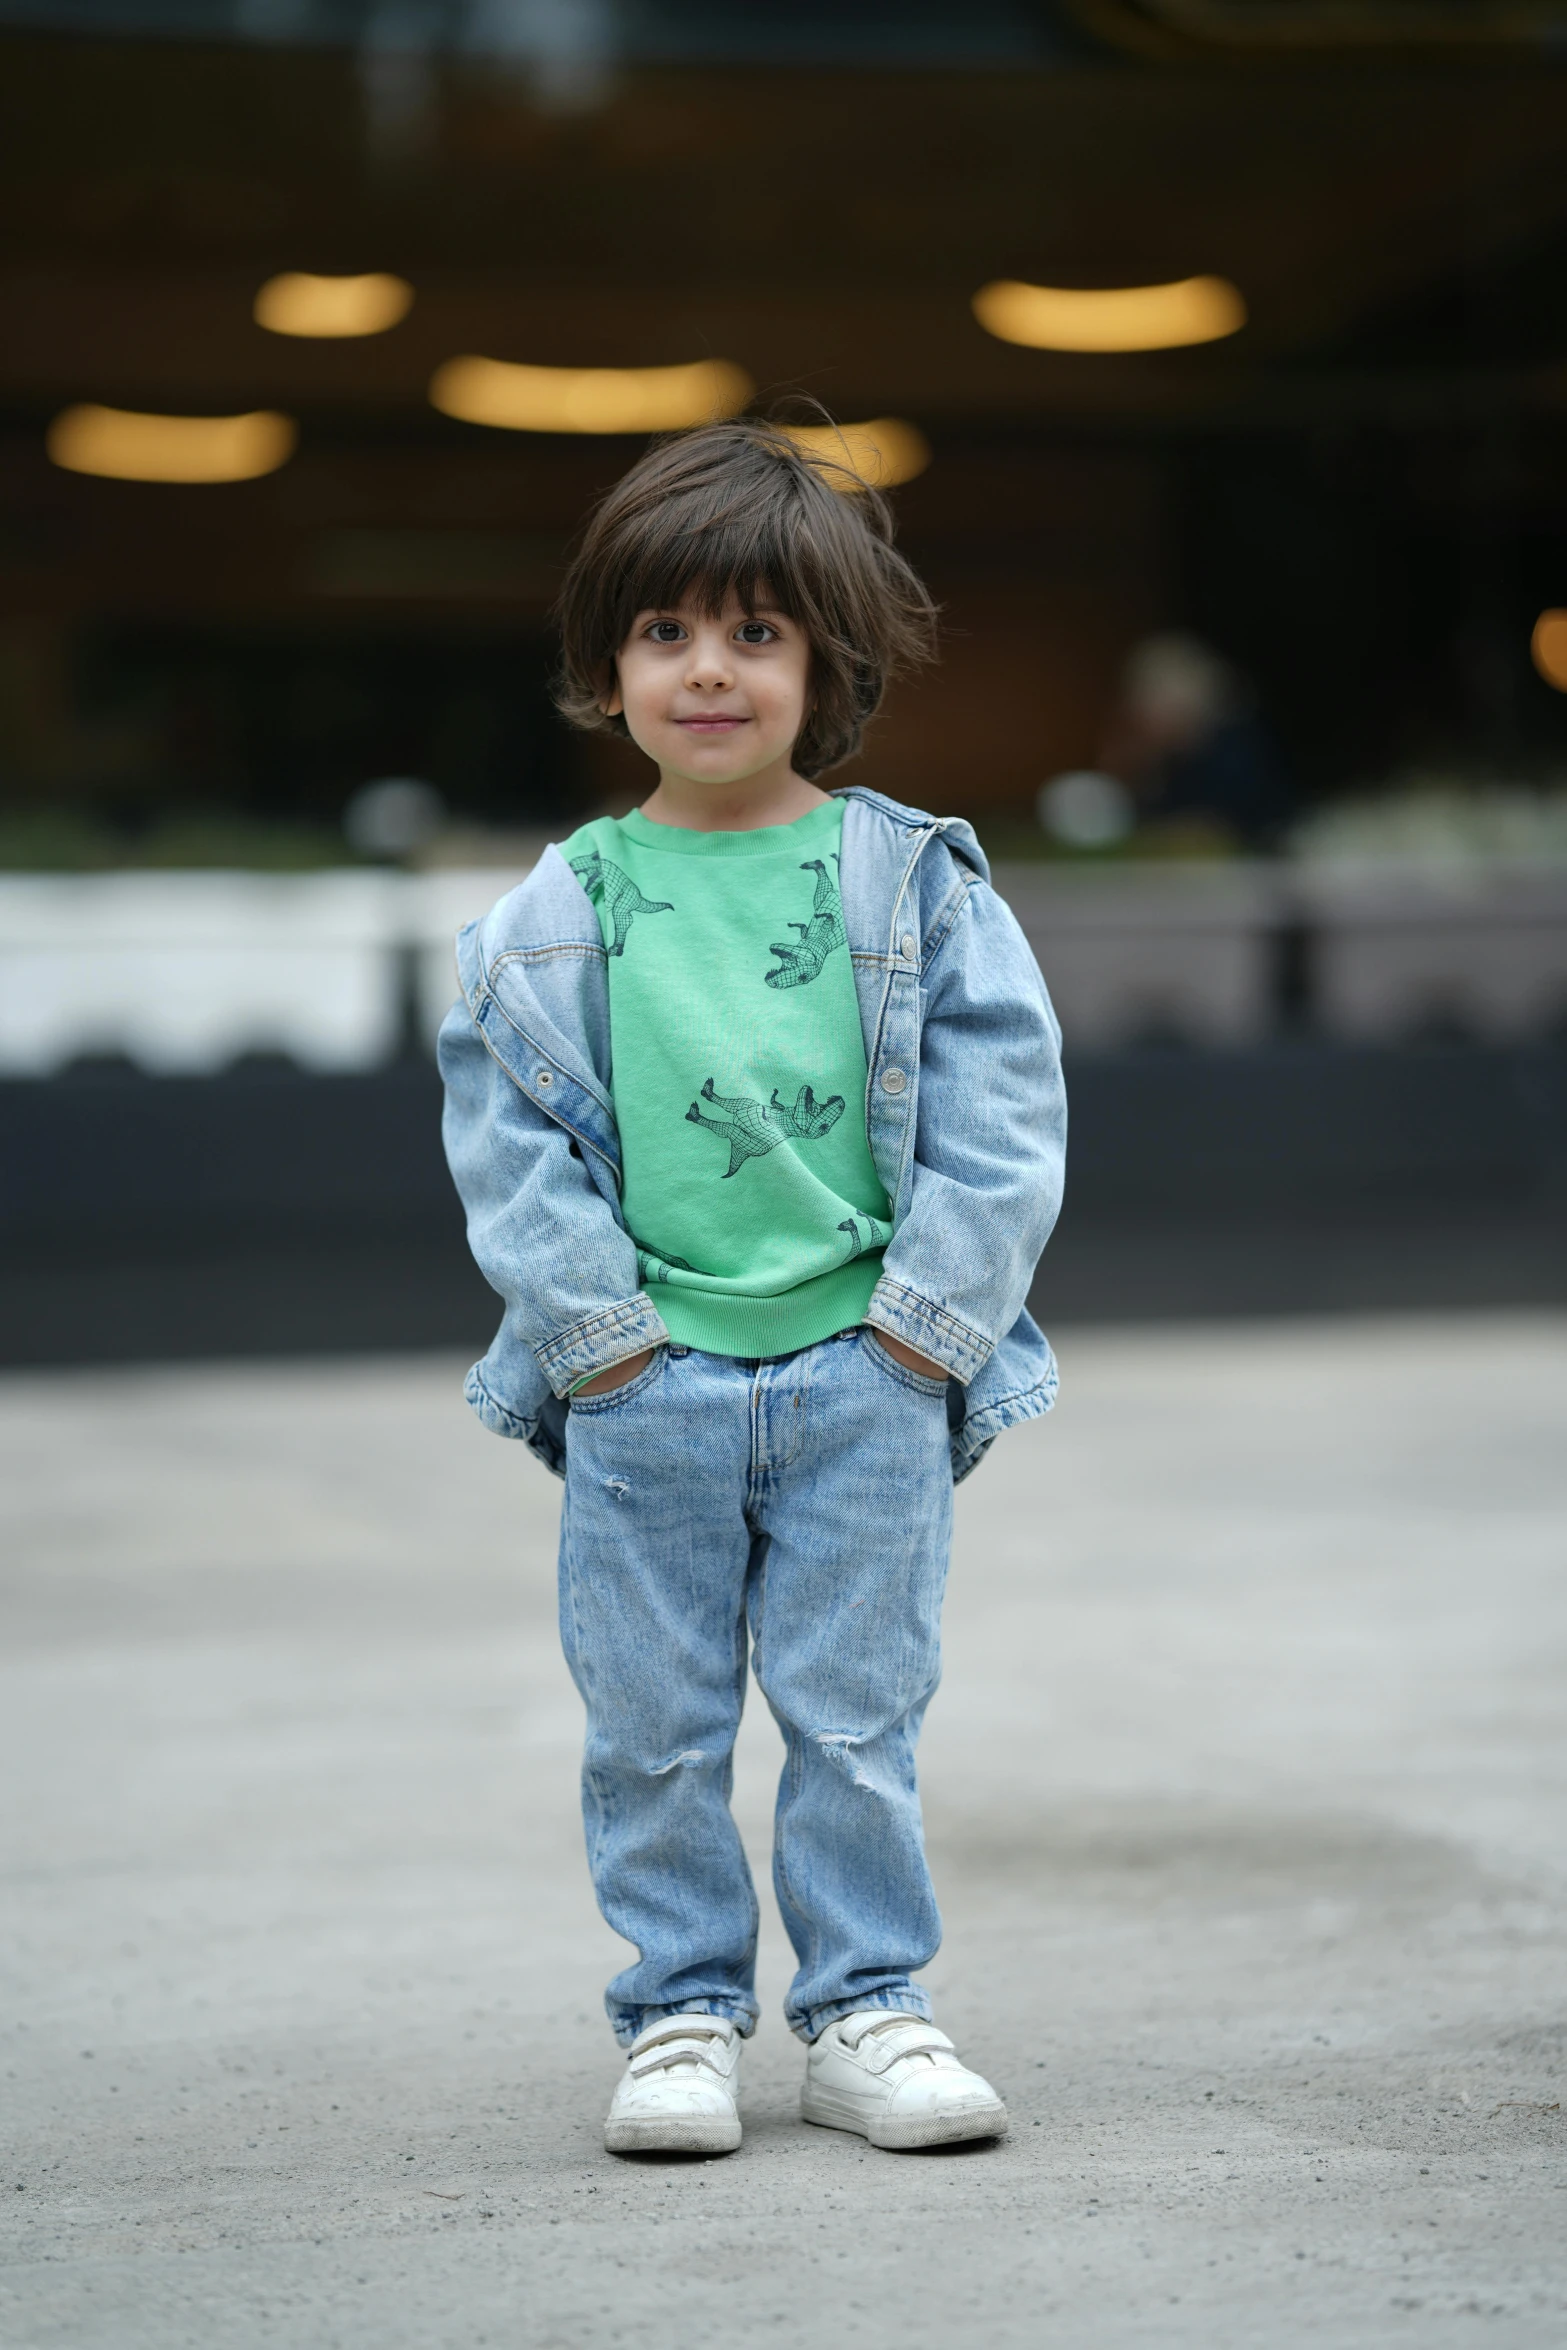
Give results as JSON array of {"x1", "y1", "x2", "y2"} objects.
[{"x1": 616, "y1": 498, "x2": 807, "y2": 637}]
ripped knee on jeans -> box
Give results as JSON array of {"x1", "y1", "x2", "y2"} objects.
[{"x1": 813, "y1": 1730, "x2": 881, "y2": 1792}]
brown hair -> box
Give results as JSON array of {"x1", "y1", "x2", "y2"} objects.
[{"x1": 552, "y1": 418, "x2": 937, "y2": 779}]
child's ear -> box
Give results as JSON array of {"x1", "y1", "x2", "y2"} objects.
[{"x1": 602, "y1": 661, "x2": 623, "y2": 719}]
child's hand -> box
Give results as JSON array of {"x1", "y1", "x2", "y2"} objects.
[
  {"x1": 575, "y1": 1349, "x2": 655, "y2": 1398},
  {"x1": 869, "y1": 1330, "x2": 947, "y2": 1383}
]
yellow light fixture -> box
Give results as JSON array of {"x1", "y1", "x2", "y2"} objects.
[
  {"x1": 973, "y1": 275, "x2": 1246, "y2": 353},
  {"x1": 1532, "y1": 609, "x2": 1567, "y2": 691},
  {"x1": 429, "y1": 355, "x2": 753, "y2": 435},
  {"x1": 254, "y1": 271, "x2": 414, "y2": 338},
  {"x1": 782, "y1": 417, "x2": 931, "y2": 492},
  {"x1": 46, "y1": 404, "x2": 297, "y2": 483}
]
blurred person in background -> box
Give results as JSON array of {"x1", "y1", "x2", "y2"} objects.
[{"x1": 1100, "y1": 632, "x2": 1293, "y2": 850}]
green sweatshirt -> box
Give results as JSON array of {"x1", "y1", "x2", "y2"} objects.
[{"x1": 560, "y1": 798, "x2": 892, "y2": 1359}]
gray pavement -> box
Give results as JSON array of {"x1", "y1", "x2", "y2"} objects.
[{"x1": 2, "y1": 1316, "x2": 1565, "y2": 2349}]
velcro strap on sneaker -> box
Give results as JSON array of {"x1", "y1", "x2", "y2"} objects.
[
  {"x1": 626, "y1": 2018, "x2": 736, "y2": 2076},
  {"x1": 629, "y1": 2014, "x2": 735, "y2": 2054},
  {"x1": 839, "y1": 2013, "x2": 956, "y2": 2067}
]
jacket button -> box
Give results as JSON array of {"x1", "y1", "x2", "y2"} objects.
[
  {"x1": 881, "y1": 1066, "x2": 907, "y2": 1094},
  {"x1": 900, "y1": 934, "x2": 917, "y2": 960},
  {"x1": 536, "y1": 1070, "x2": 553, "y2": 1086}
]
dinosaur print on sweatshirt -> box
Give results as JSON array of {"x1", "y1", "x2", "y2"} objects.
[
  {"x1": 637, "y1": 1247, "x2": 696, "y2": 1285},
  {"x1": 836, "y1": 1210, "x2": 887, "y2": 1262},
  {"x1": 569, "y1": 850, "x2": 672, "y2": 955},
  {"x1": 764, "y1": 857, "x2": 846, "y2": 990},
  {"x1": 685, "y1": 1077, "x2": 845, "y2": 1179}
]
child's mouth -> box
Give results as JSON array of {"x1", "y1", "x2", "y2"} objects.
[{"x1": 677, "y1": 716, "x2": 747, "y2": 732}]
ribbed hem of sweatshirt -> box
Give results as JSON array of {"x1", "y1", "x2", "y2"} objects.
[{"x1": 655, "y1": 1257, "x2": 882, "y2": 1361}]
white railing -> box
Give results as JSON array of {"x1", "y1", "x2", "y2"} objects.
[
  {"x1": 995, "y1": 863, "x2": 1284, "y2": 1049},
  {"x1": 1, "y1": 855, "x2": 1564, "y2": 1076},
  {"x1": 1290, "y1": 861, "x2": 1567, "y2": 1044},
  {"x1": 0, "y1": 867, "x2": 529, "y2": 1078}
]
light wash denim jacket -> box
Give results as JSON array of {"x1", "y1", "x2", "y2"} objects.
[{"x1": 438, "y1": 785, "x2": 1067, "y2": 1483}]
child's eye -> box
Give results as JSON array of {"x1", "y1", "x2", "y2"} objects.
[
  {"x1": 646, "y1": 620, "x2": 686, "y2": 644},
  {"x1": 735, "y1": 621, "x2": 776, "y2": 645}
]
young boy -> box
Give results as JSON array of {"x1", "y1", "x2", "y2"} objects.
[{"x1": 439, "y1": 420, "x2": 1065, "y2": 2156}]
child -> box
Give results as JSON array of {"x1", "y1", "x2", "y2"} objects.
[{"x1": 439, "y1": 419, "x2": 1065, "y2": 2155}]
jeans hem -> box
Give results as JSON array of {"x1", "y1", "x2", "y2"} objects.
[
  {"x1": 789, "y1": 1984, "x2": 934, "y2": 2044},
  {"x1": 608, "y1": 1996, "x2": 759, "y2": 2050}
]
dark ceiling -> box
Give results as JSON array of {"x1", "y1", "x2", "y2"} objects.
[
  {"x1": 2, "y1": 10, "x2": 1566, "y2": 818},
  {"x1": 0, "y1": 27, "x2": 1565, "y2": 435}
]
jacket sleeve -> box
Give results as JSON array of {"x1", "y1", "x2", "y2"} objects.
[
  {"x1": 865, "y1": 879, "x2": 1066, "y2": 1384},
  {"x1": 438, "y1": 997, "x2": 669, "y2": 1396}
]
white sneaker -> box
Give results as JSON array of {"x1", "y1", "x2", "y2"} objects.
[
  {"x1": 802, "y1": 2010, "x2": 1008, "y2": 2150},
  {"x1": 603, "y1": 2014, "x2": 744, "y2": 2155}
]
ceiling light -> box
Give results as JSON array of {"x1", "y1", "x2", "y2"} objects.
[
  {"x1": 46, "y1": 405, "x2": 297, "y2": 483},
  {"x1": 429, "y1": 355, "x2": 753, "y2": 435},
  {"x1": 783, "y1": 418, "x2": 931, "y2": 491},
  {"x1": 973, "y1": 276, "x2": 1246, "y2": 353},
  {"x1": 1532, "y1": 610, "x2": 1567, "y2": 691},
  {"x1": 254, "y1": 272, "x2": 414, "y2": 339}
]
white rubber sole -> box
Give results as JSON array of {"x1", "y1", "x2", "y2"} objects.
[
  {"x1": 801, "y1": 2088, "x2": 1008, "y2": 2150},
  {"x1": 604, "y1": 2110, "x2": 742, "y2": 2156}
]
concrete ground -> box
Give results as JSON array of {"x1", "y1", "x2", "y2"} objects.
[{"x1": 2, "y1": 1316, "x2": 1564, "y2": 2350}]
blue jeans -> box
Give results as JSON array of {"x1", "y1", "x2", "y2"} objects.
[{"x1": 558, "y1": 1328, "x2": 955, "y2": 2044}]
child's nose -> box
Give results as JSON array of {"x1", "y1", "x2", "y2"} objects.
[{"x1": 685, "y1": 635, "x2": 734, "y2": 686}]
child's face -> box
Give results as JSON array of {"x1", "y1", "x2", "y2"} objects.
[{"x1": 607, "y1": 591, "x2": 812, "y2": 788}]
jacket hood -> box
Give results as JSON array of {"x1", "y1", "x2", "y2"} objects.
[{"x1": 831, "y1": 786, "x2": 991, "y2": 888}]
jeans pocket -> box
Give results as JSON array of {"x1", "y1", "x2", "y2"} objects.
[
  {"x1": 861, "y1": 1328, "x2": 950, "y2": 1399},
  {"x1": 568, "y1": 1345, "x2": 668, "y2": 1415}
]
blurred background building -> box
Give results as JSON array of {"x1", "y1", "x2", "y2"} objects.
[{"x1": 2, "y1": 0, "x2": 1565, "y2": 1358}]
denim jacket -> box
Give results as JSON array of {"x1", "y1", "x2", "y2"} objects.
[{"x1": 438, "y1": 785, "x2": 1066, "y2": 1483}]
